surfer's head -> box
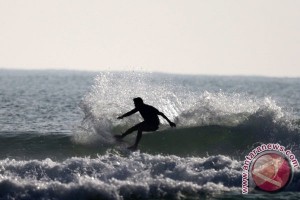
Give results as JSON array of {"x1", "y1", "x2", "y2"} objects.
[{"x1": 133, "y1": 97, "x2": 144, "y2": 108}]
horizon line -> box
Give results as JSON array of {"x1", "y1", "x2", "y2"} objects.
[{"x1": 0, "y1": 67, "x2": 299, "y2": 79}]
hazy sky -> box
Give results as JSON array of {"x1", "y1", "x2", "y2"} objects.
[{"x1": 0, "y1": 0, "x2": 299, "y2": 77}]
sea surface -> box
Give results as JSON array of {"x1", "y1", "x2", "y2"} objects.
[{"x1": 0, "y1": 70, "x2": 299, "y2": 199}]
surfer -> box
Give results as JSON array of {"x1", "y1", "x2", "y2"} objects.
[{"x1": 115, "y1": 97, "x2": 176, "y2": 150}]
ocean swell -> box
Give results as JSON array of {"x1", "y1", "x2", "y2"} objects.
[{"x1": 73, "y1": 72, "x2": 300, "y2": 156}]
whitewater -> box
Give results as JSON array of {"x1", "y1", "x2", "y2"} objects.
[{"x1": 0, "y1": 70, "x2": 299, "y2": 199}]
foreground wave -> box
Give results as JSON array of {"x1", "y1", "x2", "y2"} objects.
[{"x1": 0, "y1": 152, "x2": 299, "y2": 200}]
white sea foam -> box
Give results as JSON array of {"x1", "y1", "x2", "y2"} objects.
[
  {"x1": 1, "y1": 151, "x2": 299, "y2": 199},
  {"x1": 0, "y1": 152, "x2": 242, "y2": 199}
]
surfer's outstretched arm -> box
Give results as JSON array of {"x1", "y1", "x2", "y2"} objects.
[
  {"x1": 158, "y1": 112, "x2": 176, "y2": 127},
  {"x1": 118, "y1": 108, "x2": 138, "y2": 119}
]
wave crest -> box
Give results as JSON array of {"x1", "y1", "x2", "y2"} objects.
[{"x1": 74, "y1": 72, "x2": 299, "y2": 150}]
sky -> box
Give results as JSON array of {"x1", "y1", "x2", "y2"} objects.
[{"x1": 0, "y1": 0, "x2": 300, "y2": 77}]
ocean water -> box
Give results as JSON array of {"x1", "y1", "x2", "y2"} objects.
[{"x1": 0, "y1": 70, "x2": 299, "y2": 199}]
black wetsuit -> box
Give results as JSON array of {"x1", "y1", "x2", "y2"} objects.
[
  {"x1": 137, "y1": 104, "x2": 160, "y2": 127},
  {"x1": 118, "y1": 101, "x2": 175, "y2": 149},
  {"x1": 123, "y1": 104, "x2": 160, "y2": 132}
]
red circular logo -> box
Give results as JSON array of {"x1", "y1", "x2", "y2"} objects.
[{"x1": 251, "y1": 152, "x2": 292, "y2": 192}]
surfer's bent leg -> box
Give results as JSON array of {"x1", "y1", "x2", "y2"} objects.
[
  {"x1": 121, "y1": 123, "x2": 141, "y2": 138},
  {"x1": 133, "y1": 129, "x2": 142, "y2": 148},
  {"x1": 130, "y1": 122, "x2": 158, "y2": 149}
]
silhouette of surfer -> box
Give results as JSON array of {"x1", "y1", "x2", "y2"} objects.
[{"x1": 115, "y1": 97, "x2": 176, "y2": 150}]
